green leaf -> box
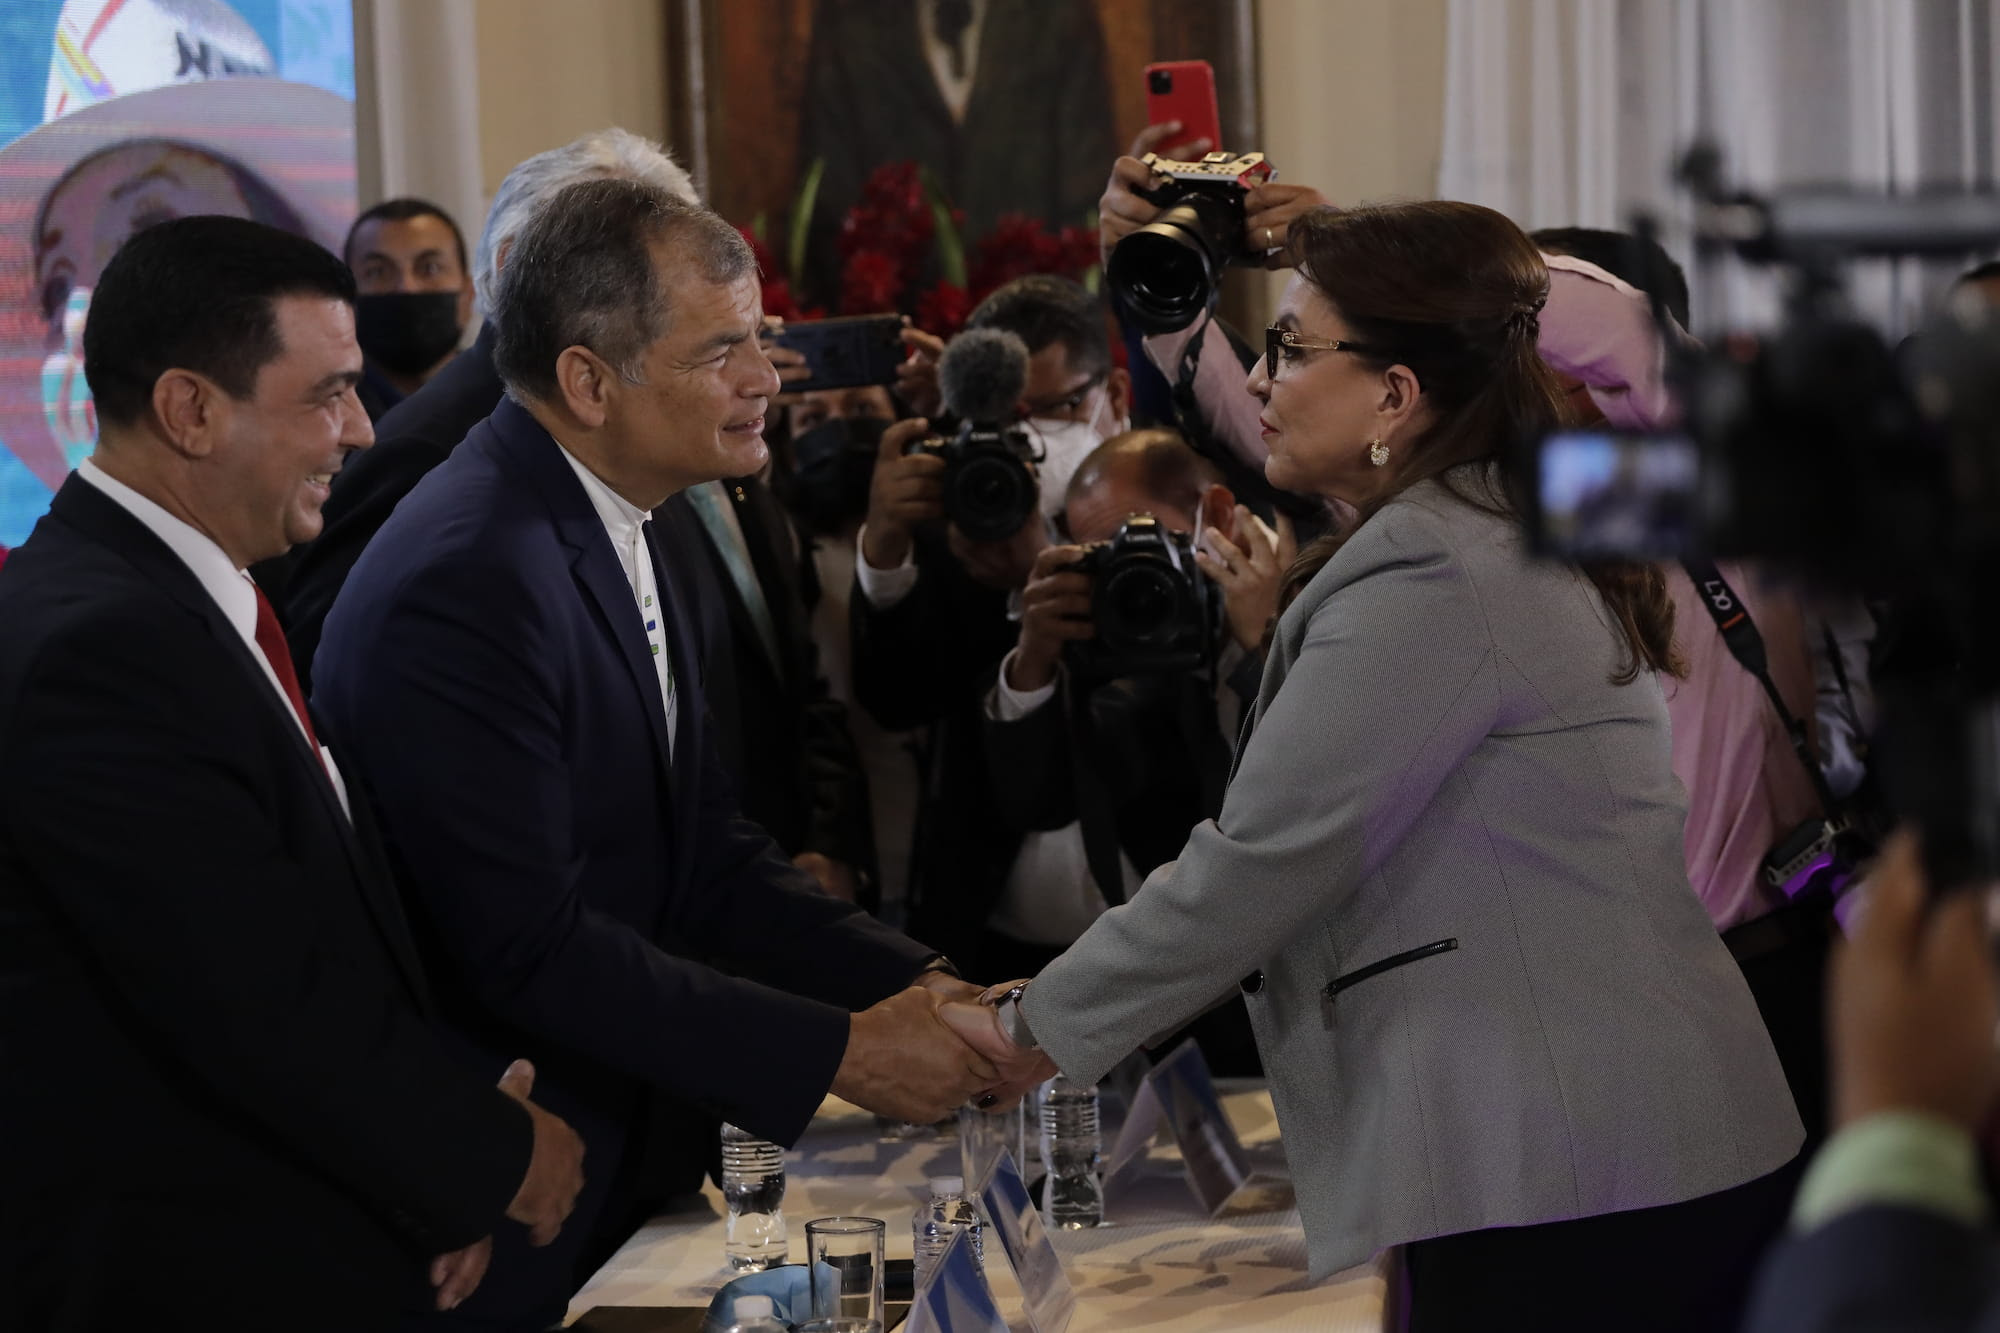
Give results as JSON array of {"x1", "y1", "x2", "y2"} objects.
[
  {"x1": 750, "y1": 211, "x2": 768, "y2": 247},
  {"x1": 787, "y1": 158, "x2": 826, "y2": 286},
  {"x1": 920, "y1": 165, "x2": 968, "y2": 290}
]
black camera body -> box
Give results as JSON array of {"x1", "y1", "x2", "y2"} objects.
[
  {"x1": 1068, "y1": 513, "x2": 1219, "y2": 678},
  {"x1": 907, "y1": 421, "x2": 1040, "y2": 543},
  {"x1": 1105, "y1": 151, "x2": 1275, "y2": 334}
]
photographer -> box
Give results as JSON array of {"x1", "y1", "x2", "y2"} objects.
[
  {"x1": 1746, "y1": 836, "x2": 2000, "y2": 1333},
  {"x1": 974, "y1": 431, "x2": 1289, "y2": 1071},
  {"x1": 850, "y1": 281, "x2": 1138, "y2": 973}
]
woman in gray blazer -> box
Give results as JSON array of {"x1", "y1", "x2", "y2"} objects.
[{"x1": 954, "y1": 201, "x2": 1804, "y2": 1331}]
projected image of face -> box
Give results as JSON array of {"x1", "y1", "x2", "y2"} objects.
[{"x1": 35, "y1": 142, "x2": 259, "y2": 340}]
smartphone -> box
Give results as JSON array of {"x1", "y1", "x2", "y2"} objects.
[
  {"x1": 772, "y1": 313, "x2": 905, "y2": 395},
  {"x1": 1145, "y1": 60, "x2": 1222, "y2": 158}
]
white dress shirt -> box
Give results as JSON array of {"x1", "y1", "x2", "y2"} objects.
[
  {"x1": 74, "y1": 458, "x2": 352, "y2": 820},
  {"x1": 917, "y1": 0, "x2": 988, "y2": 123},
  {"x1": 556, "y1": 445, "x2": 679, "y2": 756}
]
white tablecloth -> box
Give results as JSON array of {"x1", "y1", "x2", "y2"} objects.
[{"x1": 568, "y1": 1082, "x2": 1392, "y2": 1332}]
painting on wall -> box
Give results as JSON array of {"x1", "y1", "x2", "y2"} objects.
[{"x1": 667, "y1": 0, "x2": 1258, "y2": 318}]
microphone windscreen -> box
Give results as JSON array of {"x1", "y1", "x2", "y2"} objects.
[{"x1": 937, "y1": 327, "x2": 1030, "y2": 425}]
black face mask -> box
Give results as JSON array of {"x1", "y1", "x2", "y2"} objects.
[
  {"x1": 354, "y1": 290, "x2": 465, "y2": 377},
  {"x1": 790, "y1": 415, "x2": 890, "y2": 532}
]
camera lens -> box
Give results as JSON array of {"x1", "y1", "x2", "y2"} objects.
[
  {"x1": 948, "y1": 451, "x2": 1035, "y2": 542},
  {"x1": 1148, "y1": 68, "x2": 1172, "y2": 94},
  {"x1": 1101, "y1": 562, "x2": 1181, "y2": 647},
  {"x1": 1105, "y1": 196, "x2": 1237, "y2": 334}
]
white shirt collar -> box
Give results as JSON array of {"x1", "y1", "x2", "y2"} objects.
[
  {"x1": 74, "y1": 456, "x2": 256, "y2": 640},
  {"x1": 555, "y1": 442, "x2": 651, "y2": 545}
]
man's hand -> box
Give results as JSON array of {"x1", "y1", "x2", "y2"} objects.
[
  {"x1": 1243, "y1": 182, "x2": 1331, "y2": 269},
  {"x1": 1099, "y1": 123, "x2": 1214, "y2": 260},
  {"x1": 1832, "y1": 832, "x2": 2000, "y2": 1132},
  {"x1": 1009, "y1": 544, "x2": 1093, "y2": 692},
  {"x1": 938, "y1": 998, "x2": 1057, "y2": 1110},
  {"x1": 896, "y1": 325, "x2": 947, "y2": 419},
  {"x1": 915, "y1": 966, "x2": 986, "y2": 1006},
  {"x1": 948, "y1": 512, "x2": 1048, "y2": 593},
  {"x1": 497, "y1": 1059, "x2": 586, "y2": 1247},
  {"x1": 1195, "y1": 506, "x2": 1297, "y2": 654},
  {"x1": 861, "y1": 417, "x2": 943, "y2": 571},
  {"x1": 428, "y1": 1236, "x2": 491, "y2": 1312},
  {"x1": 832, "y1": 986, "x2": 998, "y2": 1124},
  {"x1": 793, "y1": 851, "x2": 859, "y2": 903},
  {"x1": 760, "y1": 317, "x2": 814, "y2": 409}
]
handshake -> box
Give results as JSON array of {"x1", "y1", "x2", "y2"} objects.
[{"x1": 830, "y1": 970, "x2": 1061, "y2": 1124}]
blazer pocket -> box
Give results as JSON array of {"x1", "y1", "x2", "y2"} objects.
[{"x1": 1322, "y1": 938, "x2": 1459, "y2": 1000}]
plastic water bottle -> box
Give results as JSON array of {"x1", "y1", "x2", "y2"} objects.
[
  {"x1": 912, "y1": 1174, "x2": 984, "y2": 1288},
  {"x1": 1039, "y1": 1076, "x2": 1104, "y2": 1229},
  {"x1": 720, "y1": 1293, "x2": 790, "y2": 1333},
  {"x1": 720, "y1": 1123, "x2": 788, "y2": 1270}
]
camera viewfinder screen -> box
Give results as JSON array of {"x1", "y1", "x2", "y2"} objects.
[
  {"x1": 0, "y1": 0, "x2": 357, "y2": 549},
  {"x1": 1537, "y1": 429, "x2": 1702, "y2": 560}
]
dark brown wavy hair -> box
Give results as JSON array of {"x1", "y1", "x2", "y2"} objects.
[{"x1": 1275, "y1": 201, "x2": 1681, "y2": 683}]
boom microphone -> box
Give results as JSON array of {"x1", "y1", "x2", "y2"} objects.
[{"x1": 937, "y1": 327, "x2": 1029, "y2": 426}]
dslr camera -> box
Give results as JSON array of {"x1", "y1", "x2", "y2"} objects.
[
  {"x1": 1105, "y1": 150, "x2": 1276, "y2": 334},
  {"x1": 1067, "y1": 513, "x2": 1220, "y2": 679},
  {"x1": 906, "y1": 420, "x2": 1040, "y2": 543}
]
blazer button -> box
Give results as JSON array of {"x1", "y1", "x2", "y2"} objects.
[{"x1": 1240, "y1": 970, "x2": 1265, "y2": 994}]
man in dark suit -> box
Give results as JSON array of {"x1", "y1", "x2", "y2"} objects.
[
  {"x1": 281, "y1": 134, "x2": 874, "y2": 903},
  {"x1": 312, "y1": 179, "x2": 997, "y2": 1332},
  {"x1": 1746, "y1": 834, "x2": 2000, "y2": 1333},
  {"x1": 0, "y1": 217, "x2": 584, "y2": 1331}
]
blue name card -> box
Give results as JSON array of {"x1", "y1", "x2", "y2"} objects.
[
  {"x1": 977, "y1": 1148, "x2": 1076, "y2": 1333},
  {"x1": 904, "y1": 1226, "x2": 1008, "y2": 1333},
  {"x1": 1104, "y1": 1038, "x2": 1251, "y2": 1217}
]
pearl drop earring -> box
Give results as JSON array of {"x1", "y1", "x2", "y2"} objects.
[{"x1": 1368, "y1": 439, "x2": 1390, "y2": 467}]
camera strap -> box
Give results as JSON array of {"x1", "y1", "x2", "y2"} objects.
[{"x1": 1681, "y1": 559, "x2": 1841, "y2": 820}]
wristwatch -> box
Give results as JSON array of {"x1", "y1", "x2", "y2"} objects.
[{"x1": 995, "y1": 982, "x2": 1040, "y2": 1051}]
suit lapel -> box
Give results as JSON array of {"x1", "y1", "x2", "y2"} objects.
[
  {"x1": 47, "y1": 479, "x2": 435, "y2": 1003},
  {"x1": 488, "y1": 399, "x2": 679, "y2": 796}
]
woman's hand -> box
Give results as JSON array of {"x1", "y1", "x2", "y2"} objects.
[{"x1": 1196, "y1": 506, "x2": 1297, "y2": 654}]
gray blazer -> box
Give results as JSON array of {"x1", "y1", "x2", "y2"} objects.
[{"x1": 1022, "y1": 476, "x2": 1803, "y2": 1279}]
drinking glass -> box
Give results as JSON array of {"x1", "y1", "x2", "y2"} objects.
[{"x1": 805, "y1": 1215, "x2": 886, "y2": 1328}]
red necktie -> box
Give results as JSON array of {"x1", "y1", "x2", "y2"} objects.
[{"x1": 251, "y1": 584, "x2": 327, "y2": 775}]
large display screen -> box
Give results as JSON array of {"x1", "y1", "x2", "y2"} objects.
[{"x1": 0, "y1": 0, "x2": 357, "y2": 548}]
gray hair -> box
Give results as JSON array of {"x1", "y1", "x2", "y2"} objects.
[
  {"x1": 490, "y1": 177, "x2": 752, "y2": 405},
  {"x1": 472, "y1": 128, "x2": 698, "y2": 306}
]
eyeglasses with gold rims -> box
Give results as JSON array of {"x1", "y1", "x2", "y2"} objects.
[{"x1": 1264, "y1": 325, "x2": 1384, "y2": 380}]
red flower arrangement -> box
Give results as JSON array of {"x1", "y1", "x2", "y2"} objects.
[{"x1": 741, "y1": 160, "x2": 1101, "y2": 338}]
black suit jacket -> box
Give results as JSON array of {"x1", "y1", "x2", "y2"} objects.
[
  {"x1": 682, "y1": 478, "x2": 876, "y2": 880},
  {"x1": 1747, "y1": 1202, "x2": 2000, "y2": 1332},
  {"x1": 849, "y1": 527, "x2": 1022, "y2": 963},
  {"x1": 283, "y1": 322, "x2": 507, "y2": 691},
  {"x1": 0, "y1": 479, "x2": 529, "y2": 1331},
  {"x1": 311, "y1": 399, "x2": 934, "y2": 1312}
]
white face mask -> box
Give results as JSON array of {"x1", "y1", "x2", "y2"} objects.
[{"x1": 1027, "y1": 388, "x2": 1128, "y2": 519}]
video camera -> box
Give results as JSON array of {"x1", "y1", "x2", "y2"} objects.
[
  {"x1": 1517, "y1": 143, "x2": 2000, "y2": 891},
  {"x1": 908, "y1": 327, "x2": 1042, "y2": 542},
  {"x1": 1105, "y1": 151, "x2": 1276, "y2": 334},
  {"x1": 1067, "y1": 513, "x2": 1220, "y2": 680}
]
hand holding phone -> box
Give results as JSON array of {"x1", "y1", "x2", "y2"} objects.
[{"x1": 1145, "y1": 60, "x2": 1222, "y2": 159}]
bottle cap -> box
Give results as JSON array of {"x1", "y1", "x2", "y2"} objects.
[
  {"x1": 930, "y1": 1174, "x2": 965, "y2": 1196},
  {"x1": 735, "y1": 1294, "x2": 775, "y2": 1319}
]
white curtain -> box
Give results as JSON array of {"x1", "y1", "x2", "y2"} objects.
[
  {"x1": 352, "y1": 0, "x2": 486, "y2": 256},
  {"x1": 1438, "y1": 0, "x2": 2000, "y2": 335}
]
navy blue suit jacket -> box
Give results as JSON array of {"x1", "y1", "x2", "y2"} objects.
[
  {"x1": 1748, "y1": 1204, "x2": 2000, "y2": 1332},
  {"x1": 313, "y1": 397, "x2": 935, "y2": 1157}
]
